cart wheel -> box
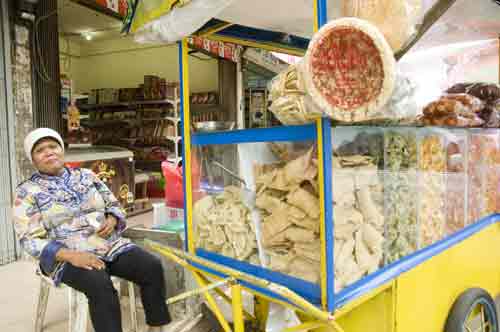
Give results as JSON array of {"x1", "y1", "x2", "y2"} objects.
[{"x1": 445, "y1": 288, "x2": 498, "y2": 332}]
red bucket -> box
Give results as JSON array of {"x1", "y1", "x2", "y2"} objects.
[{"x1": 161, "y1": 156, "x2": 202, "y2": 208}]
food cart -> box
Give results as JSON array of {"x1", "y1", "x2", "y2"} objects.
[{"x1": 126, "y1": 1, "x2": 500, "y2": 331}]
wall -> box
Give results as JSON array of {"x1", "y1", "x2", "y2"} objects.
[
  {"x1": 0, "y1": 0, "x2": 18, "y2": 264},
  {"x1": 61, "y1": 36, "x2": 219, "y2": 95},
  {"x1": 59, "y1": 36, "x2": 82, "y2": 93},
  {"x1": 13, "y1": 25, "x2": 35, "y2": 181}
]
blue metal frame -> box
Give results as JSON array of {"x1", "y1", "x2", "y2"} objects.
[
  {"x1": 178, "y1": 41, "x2": 189, "y2": 252},
  {"x1": 189, "y1": 122, "x2": 320, "y2": 302},
  {"x1": 196, "y1": 249, "x2": 322, "y2": 305},
  {"x1": 215, "y1": 24, "x2": 310, "y2": 51},
  {"x1": 315, "y1": 0, "x2": 334, "y2": 312},
  {"x1": 333, "y1": 214, "x2": 500, "y2": 309},
  {"x1": 192, "y1": 124, "x2": 317, "y2": 146},
  {"x1": 193, "y1": 214, "x2": 500, "y2": 311},
  {"x1": 321, "y1": 118, "x2": 335, "y2": 312},
  {"x1": 316, "y1": 0, "x2": 328, "y2": 28}
]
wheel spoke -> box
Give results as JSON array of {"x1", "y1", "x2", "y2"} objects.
[
  {"x1": 464, "y1": 320, "x2": 474, "y2": 332},
  {"x1": 481, "y1": 304, "x2": 485, "y2": 332}
]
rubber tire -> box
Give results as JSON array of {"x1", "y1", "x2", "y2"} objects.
[{"x1": 445, "y1": 288, "x2": 498, "y2": 332}]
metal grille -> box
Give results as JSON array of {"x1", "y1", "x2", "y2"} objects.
[
  {"x1": 0, "y1": 0, "x2": 18, "y2": 265},
  {"x1": 32, "y1": 0, "x2": 63, "y2": 132}
]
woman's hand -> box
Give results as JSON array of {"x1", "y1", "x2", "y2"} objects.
[
  {"x1": 69, "y1": 252, "x2": 106, "y2": 270},
  {"x1": 97, "y1": 215, "x2": 118, "y2": 238},
  {"x1": 56, "y1": 249, "x2": 105, "y2": 270}
]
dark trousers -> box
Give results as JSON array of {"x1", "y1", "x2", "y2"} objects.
[{"x1": 61, "y1": 246, "x2": 171, "y2": 332}]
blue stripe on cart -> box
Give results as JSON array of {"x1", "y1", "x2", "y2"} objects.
[
  {"x1": 195, "y1": 248, "x2": 322, "y2": 306},
  {"x1": 334, "y1": 214, "x2": 500, "y2": 309}
]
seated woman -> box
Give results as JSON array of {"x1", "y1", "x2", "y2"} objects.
[{"x1": 13, "y1": 128, "x2": 177, "y2": 332}]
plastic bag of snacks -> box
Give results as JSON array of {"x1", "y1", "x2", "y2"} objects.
[{"x1": 341, "y1": 0, "x2": 423, "y2": 52}]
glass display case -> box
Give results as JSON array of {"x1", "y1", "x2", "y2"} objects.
[
  {"x1": 417, "y1": 128, "x2": 446, "y2": 247},
  {"x1": 481, "y1": 130, "x2": 500, "y2": 218},
  {"x1": 383, "y1": 128, "x2": 418, "y2": 264},
  {"x1": 444, "y1": 129, "x2": 468, "y2": 236},
  {"x1": 331, "y1": 126, "x2": 478, "y2": 292},
  {"x1": 466, "y1": 130, "x2": 499, "y2": 224},
  {"x1": 188, "y1": 126, "x2": 498, "y2": 296},
  {"x1": 191, "y1": 140, "x2": 321, "y2": 284}
]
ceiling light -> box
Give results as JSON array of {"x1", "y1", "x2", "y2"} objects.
[{"x1": 83, "y1": 32, "x2": 93, "y2": 41}]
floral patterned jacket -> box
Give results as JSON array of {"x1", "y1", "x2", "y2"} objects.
[{"x1": 13, "y1": 167, "x2": 135, "y2": 284}]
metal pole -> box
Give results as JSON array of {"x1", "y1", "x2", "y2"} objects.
[
  {"x1": 231, "y1": 283, "x2": 245, "y2": 332},
  {"x1": 315, "y1": 0, "x2": 328, "y2": 30},
  {"x1": 178, "y1": 40, "x2": 194, "y2": 252},
  {"x1": 314, "y1": 0, "x2": 334, "y2": 312}
]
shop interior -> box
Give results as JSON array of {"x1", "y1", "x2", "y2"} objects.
[{"x1": 56, "y1": 0, "x2": 288, "y2": 217}]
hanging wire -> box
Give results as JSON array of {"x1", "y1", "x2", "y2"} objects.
[{"x1": 32, "y1": 9, "x2": 57, "y2": 84}]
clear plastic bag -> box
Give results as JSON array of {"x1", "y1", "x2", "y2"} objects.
[
  {"x1": 341, "y1": 0, "x2": 423, "y2": 52},
  {"x1": 267, "y1": 64, "x2": 322, "y2": 125},
  {"x1": 133, "y1": 0, "x2": 234, "y2": 44},
  {"x1": 366, "y1": 70, "x2": 419, "y2": 124}
]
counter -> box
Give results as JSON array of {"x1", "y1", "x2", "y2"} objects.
[{"x1": 65, "y1": 145, "x2": 135, "y2": 212}]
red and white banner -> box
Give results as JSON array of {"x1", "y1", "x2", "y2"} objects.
[
  {"x1": 188, "y1": 36, "x2": 243, "y2": 63},
  {"x1": 94, "y1": 0, "x2": 128, "y2": 17}
]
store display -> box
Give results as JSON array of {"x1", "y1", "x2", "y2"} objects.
[
  {"x1": 418, "y1": 132, "x2": 446, "y2": 247},
  {"x1": 481, "y1": 132, "x2": 499, "y2": 217},
  {"x1": 383, "y1": 130, "x2": 417, "y2": 263},
  {"x1": 420, "y1": 96, "x2": 484, "y2": 127},
  {"x1": 190, "y1": 92, "x2": 219, "y2": 104},
  {"x1": 253, "y1": 147, "x2": 321, "y2": 283},
  {"x1": 194, "y1": 186, "x2": 258, "y2": 262},
  {"x1": 447, "y1": 83, "x2": 500, "y2": 104},
  {"x1": 304, "y1": 18, "x2": 396, "y2": 123},
  {"x1": 268, "y1": 65, "x2": 322, "y2": 125},
  {"x1": 468, "y1": 133, "x2": 486, "y2": 224},
  {"x1": 444, "y1": 131, "x2": 467, "y2": 236},
  {"x1": 119, "y1": 88, "x2": 138, "y2": 102},
  {"x1": 336, "y1": 130, "x2": 384, "y2": 168},
  {"x1": 342, "y1": 0, "x2": 422, "y2": 52},
  {"x1": 385, "y1": 130, "x2": 417, "y2": 170},
  {"x1": 418, "y1": 83, "x2": 500, "y2": 128},
  {"x1": 98, "y1": 88, "x2": 120, "y2": 104},
  {"x1": 332, "y1": 156, "x2": 384, "y2": 292},
  {"x1": 247, "y1": 89, "x2": 269, "y2": 128},
  {"x1": 367, "y1": 71, "x2": 419, "y2": 125}
]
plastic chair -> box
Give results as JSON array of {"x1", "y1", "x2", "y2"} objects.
[{"x1": 34, "y1": 269, "x2": 139, "y2": 332}]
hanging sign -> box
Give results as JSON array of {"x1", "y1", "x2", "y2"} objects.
[
  {"x1": 188, "y1": 36, "x2": 243, "y2": 63},
  {"x1": 93, "y1": 0, "x2": 128, "y2": 17}
]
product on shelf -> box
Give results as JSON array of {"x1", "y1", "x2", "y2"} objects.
[
  {"x1": 445, "y1": 83, "x2": 500, "y2": 127},
  {"x1": 335, "y1": 130, "x2": 385, "y2": 169},
  {"x1": 303, "y1": 18, "x2": 396, "y2": 123},
  {"x1": 418, "y1": 133, "x2": 446, "y2": 247},
  {"x1": 190, "y1": 91, "x2": 219, "y2": 105},
  {"x1": 420, "y1": 96, "x2": 484, "y2": 127},
  {"x1": 268, "y1": 65, "x2": 323, "y2": 125},
  {"x1": 383, "y1": 130, "x2": 417, "y2": 263},
  {"x1": 467, "y1": 133, "x2": 488, "y2": 224},
  {"x1": 193, "y1": 186, "x2": 258, "y2": 262},
  {"x1": 332, "y1": 156, "x2": 384, "y2": 292},
  {"x1": 385, "y1": 130, "x2": 417, "y2": 170},
  {"x1": 341, "y1": 0, "x2": 422, "y2": 52},
  {"x1": 444, "y1": 131, "x2": 467, "y2": 236},
  {"x1": 481, "y1": 132, "x2": 499, "y2": 217},
  {"x1": 253, "y1": 146, "x2": 322, "y2": 283},
  {"x1": 447, "y1": 83, "x2": 500, "y2": 104}
]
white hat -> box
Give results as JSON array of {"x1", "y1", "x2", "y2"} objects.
[{"x1": 24, "y1": 128, "x2": 64, "y2": 163}]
